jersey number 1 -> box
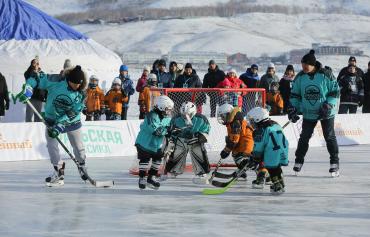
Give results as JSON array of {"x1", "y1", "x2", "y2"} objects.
[{"x1": 269, "y1": 131, "x2": 286, "y2": 151}]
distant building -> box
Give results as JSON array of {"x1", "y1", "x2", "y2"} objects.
[
  {"x1": 227, "y1": 53, "x2": 248, "y2": 65},
  {"x1": 312, "y1": 43, "x2": 363, "y2": 56},
  {"x1": 122, "y1": 52, "x2": 160, "y2": 65},
  {"x1": 164, "y1": 51, "x2": 228, "y2": 65}
]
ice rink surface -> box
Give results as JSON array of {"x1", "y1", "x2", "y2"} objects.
[{"x1": 1, "y1": 146, "x2": 370, "y2": 237}]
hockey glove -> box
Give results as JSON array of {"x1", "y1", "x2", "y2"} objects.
[
  {"x1": 47, "y1": 124, "x2": 64, "y2": 138},
  {"x1": 220, "y1": 149, "x2": 231, "y2": 159},
  {"x1": 287, "y1": 105, "x2": 300, "y2": 123},
  {"x1": 18, "y1": 84, "x2": 33, "y2": 104},
  {"x1": 319, "y1": 102, "x2": 333, "y2": 120},
  {"x1": 196, "y1": 132, "x2": 208, "y2": 144}
]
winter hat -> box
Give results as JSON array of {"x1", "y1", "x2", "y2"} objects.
[
  {"x1": 209, "y1": 59, "x2": 216, "y2": 65},
  {"x1": 158, "y1": 59, "x2": 166, "y2": 67},
  {"x1": 119, "y1": 65, "x2": 129, "y2": 72},
  {"x1": 89, "y1": 75, "x2": 98, "y2": 81},
  {"x1": 63, "y1": 59, "x2": 72, "y2": 69},
  {"x1": 251, "y1": 64, "x2": 258, "y2": 70},
  {"x1": 185, "y1": 63, "x2": 192, "y2": 69},
  {"x1": 68, "y1": 65, "x2": 85, "y2": 84},
  {"x1": 143, "y1": 65, "x2": 150, "y2": 72},
  {"x1": 228, "y1": 68, "x2": 237, "y2": 75},
  {"x1": 112, "y1": 77, "x2": 121, "y2": 86},
  {"x1": 267, "y1": 62, "x2": 275, "y2": 69},
  {"x1": 286, "y1": 64, "x2": 294, "y2": 72},
  {"x1": 301, "y1": 50, "x2": 316, "y2": 66},
  {"x1": 348, "y1": 56, "x2": 356, "y2": 62},
  {"x1": 169, "y1": 61, "x2": 177, "y2": 67}
]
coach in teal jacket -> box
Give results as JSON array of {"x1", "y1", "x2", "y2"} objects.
[{"x1": 287, "y1": 50, "x2": 340, "y2": 174}]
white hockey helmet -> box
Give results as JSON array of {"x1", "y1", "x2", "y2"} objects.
[
  {"x1": 180, "y1": 101, "x2": 197, "y2": 121},
  {"x1": 247, "y1": 107, "x2": 269, "y2": 126},
  {"x1": 148, "y1": 73, "x2": 158, "y2": 86},
  {"x1": 217, "y1": 103, "x2": 234, "y2": 125},
  {"x1": 154, "y1": 95, "x2": 174, "y2": 117},
  {"x1": 89, "y1": 75, "x2": 99, "y2": 85},
  {"x1": 112, "y1": 77, "x2": 121, "y2": 86}
]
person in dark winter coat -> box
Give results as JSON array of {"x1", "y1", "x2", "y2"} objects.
[
  {"x1": 259, "y1": 63, "x2": 280, "y2": 92},
  {"x1": 338, "y1": 65, "x2": 364, "y2": 114},
  {"x1": 239, "y1": 64, "x2": 260, "y2": 88},
  {"x1": 202, "y1": 60, "x2": 226, "y2": 117},
  {"x1": 169, "y1": 61, "x2": 181, "y2": 85},
  {"x1": 24, "y1": 58, "x2": 47, "y2": 122},
  {"x1": 119, "y1": 65, "x2": 135, "y2": 120},
  {"x1": 174, "y1": 63, "x2": 203, "y2": 114},
  {"x1": 279, "y1": 64, "x2": 295, "y2": 114},
  {"x1": 0, "y1": 72, "x2": 10, "y2": 121},
  {"x1": 337, "y1": 56, "x2": 364, "y2": 80},
  {"x1": 363, "y1": 61, "x2": 370, "y2": 113},
  {"x1": 156, "y1": 59, "x2": 173, "y2": 88}
]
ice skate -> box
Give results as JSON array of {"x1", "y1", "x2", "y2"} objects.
[
  {"x1": 329, "y1": 163, "x2": 339, "y2": 178},
  {"x1": 45, "y1": 162, "x2": 65, "y2": 187},
  {"x1": 77, "y1": 162, "x2": 88, "y2": 181},
  {"x1": 147, "y1": 175, "x2": 160, "y2": 190},
  {"x1": 270, "y1": 176, "x2": 285, "y2": 195},
  {"x1": 138, "y1": 177, "x2": 147, "y2": 190},
  {"x1": 192, "y1": 173, "x2": 209, "y2": 185},
  {"x1": 252, "y1": 172, "x2": 265, "y2": 189},
  {"x1": 293, "y1": 162, "x2": 303, "y2": 176}
]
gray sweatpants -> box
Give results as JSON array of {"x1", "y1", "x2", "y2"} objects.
[
  {"x1": 26, "y1": 98, "x2": 43, "y2": 122},
  {"x1": 45, "y1": 127, "x2": 86, "y2": 168}
]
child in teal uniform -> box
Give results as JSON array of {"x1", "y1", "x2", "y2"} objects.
[
  {"x1": 247, "y1": 107, "x2": 289, "y2": 194},
  {"x1": 135, "y1": 95, "x2": 174, "y2": 190},
  {"x1": 19, "y1": 65, "x2": 88, "y2": 187}
]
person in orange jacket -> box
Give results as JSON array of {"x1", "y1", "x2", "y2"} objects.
[
  {"x1": 105, "y1": 78, "x2": 128, "y2": 120},
  {"x1": 138, "y1": 73, "x2": 160, "y2": 118},
  {"x1": 83, "y1": 75, "x2": 105, "y2": 121},
  {"x1": 266, "y1": 81, "x2": 284, "y2": 116},
  {"x1": 217, "y1": 103, "x2": 254, "y2": 178}
]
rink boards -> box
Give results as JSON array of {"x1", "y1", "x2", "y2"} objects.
[{"x1": 0, "y1": 114, "x2": 370, "y2": 162}]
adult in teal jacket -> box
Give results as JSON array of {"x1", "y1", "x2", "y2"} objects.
[
  {"x1": 19, "y1": 65, "x2": 88, "y2": 187},
  {"x1": 165, "y1": 102, "x2": 210, "y2": 181},
  {"x1": 287, "y1": 50, "x2": 340, "y2": 176},
  {"x1": 135, "y1": 95, "x2": 174, "y2": 190}
]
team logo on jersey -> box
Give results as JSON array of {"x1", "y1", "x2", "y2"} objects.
[
  {"x1": 304, "y1": 85, "x2": 320, "y2": 106},
  {"x1": 53, "y1": 94, "x2": 82, "y2": 120}
]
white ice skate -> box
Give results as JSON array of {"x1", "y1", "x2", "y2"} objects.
[
  {"x1": 192, "y1": 174, "x2": 209, "y2": 185},
  {"x1": 45, "y1": 164, "x2": 65, "y2": 187},
  {"x1": 329, "y1": 164, "x2": 339, "y2": 178},
  {"x1": 293, "y1": 163, "x2": 303, "y2": 176},
  {"x1": 147, "y1": 176, "x2": 160, "y2": 190}
]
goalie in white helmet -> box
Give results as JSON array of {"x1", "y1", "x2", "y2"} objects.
[
  {"x1": 246, "y1": 107, "x2": 289, "y2": 194},
  {"x1": 164, "y1": 101, "x2": 211, "y2": 184},
  {"x1": 135, "y1": 95, "x2": 174, "y2": 190}
]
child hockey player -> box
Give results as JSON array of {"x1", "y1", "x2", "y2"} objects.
[
  {"x1": 217, "y1": 103, "x2": 254, "y2": 178},
  {"x1": 19, "y1": 65, "x2": 88, "y2": 187},
  {"x1": 246, "y1": 107, "x2": 289, "y2": 194},
  {"x1": 135, "y1": 95, "x2": 174, "y2": 190},
  {"x1": 266, "y1": 81, "x2": 284, "y2": 116},
  {"x1": 105, "y1": 78, "x2": 128, "y2": 120},
  {"x1": 84, "y1": 75, "x2": 105, "y2": 121},
  {"x1": 288, "y1": 50, "x2": 340, "y2": 177},
  {"x1": 138, "y1": 73, "x2": 160, "y2": 118},
  {"x1": 165, "y1": 102, "x2": 211, "y2": 183}
]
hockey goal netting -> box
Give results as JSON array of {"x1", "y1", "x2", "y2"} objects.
[{"x1": 129, "y1": 88, "x2": 266, "y2": 175}]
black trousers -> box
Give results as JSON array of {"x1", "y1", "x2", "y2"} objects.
[
  {"x1": 295, "y1": 118, "x2": 339, "y2": 165},
  {"x1": 338, "y1": 104, "x2": 357, "y2": 114},
  {"x1": 121, "y1": 107, "x2": 128, "y2": 120}
]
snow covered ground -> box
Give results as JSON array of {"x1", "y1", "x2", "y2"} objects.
[{"x1": 1, "y1": 145, "x2": 370, "y2": 237}]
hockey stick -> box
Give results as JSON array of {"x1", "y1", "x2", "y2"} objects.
[
  {"x1": 208, "y1": 157, "x2": 223, "y2": 182},
  {"x1": 25, "y1": 100, "x2": 114, "y2": 188}
]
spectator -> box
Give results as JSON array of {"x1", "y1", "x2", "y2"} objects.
[
  {"x1": 0, "y1": 72, "x2": 10, "y2": 122},
  {"x1": 177, "y1": 63, "x2": 184, "y2": 75},
  {"x1": 338, "y1": 65, "x2": 364, "y2": 114},
  {"x1": 60, "y1": 59, "x2": 72, "y2": 75},
  {"x1": 105, "y1": 78, "x2": 129, "y2": 120},
  {"x1": 136, "y1": 66, "x2": 150, "y2": 93},
  {"x1": 174, "y1": 63, "x2": 203, "y2": 113},
  {"x1": 240, "y1": 64, "x2": 260, "y2": 88},
  {"x1": 169, "y1": 61, "x2": 181, "y2": 85},
  {"x1": 156, "y1": 59, "x2": 173, "y2": 88},
  {"x1": 24, "y1": 58, "x2": 47, "y2": 122},
  {"x1": 337, "y1": 56, "x2": 364, "y2": 80},
  {"x1": 118, "y1": 65, "x2": 135, "y2": 120},
  {"x1": 279, "y1": 64, "x2": 295, "y2": 114},
  {"x1": 266, "y1": 81, "x2": 284, "y2": 115},
  {"x1": 363, "y1": 61, "x2": 370, "y2": 113},
  {"x1": 138, "y1": 73, "x2": 161, "y2": 119},
  {"x1": 203, "y1": 60, "x2": 226, "y2": 117},
  {"x1": 224, "y1": 69, "x2": 246, "y2": 108},
  {"x1": 84, "y1": 75, "x2": 105, "y2": 121},
  {"x1": 259, "y1": 63, "x2": 280, "y2": 93},
  {"x1": 151, "y1": 59, "x2": 160, "y2": 75}
]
